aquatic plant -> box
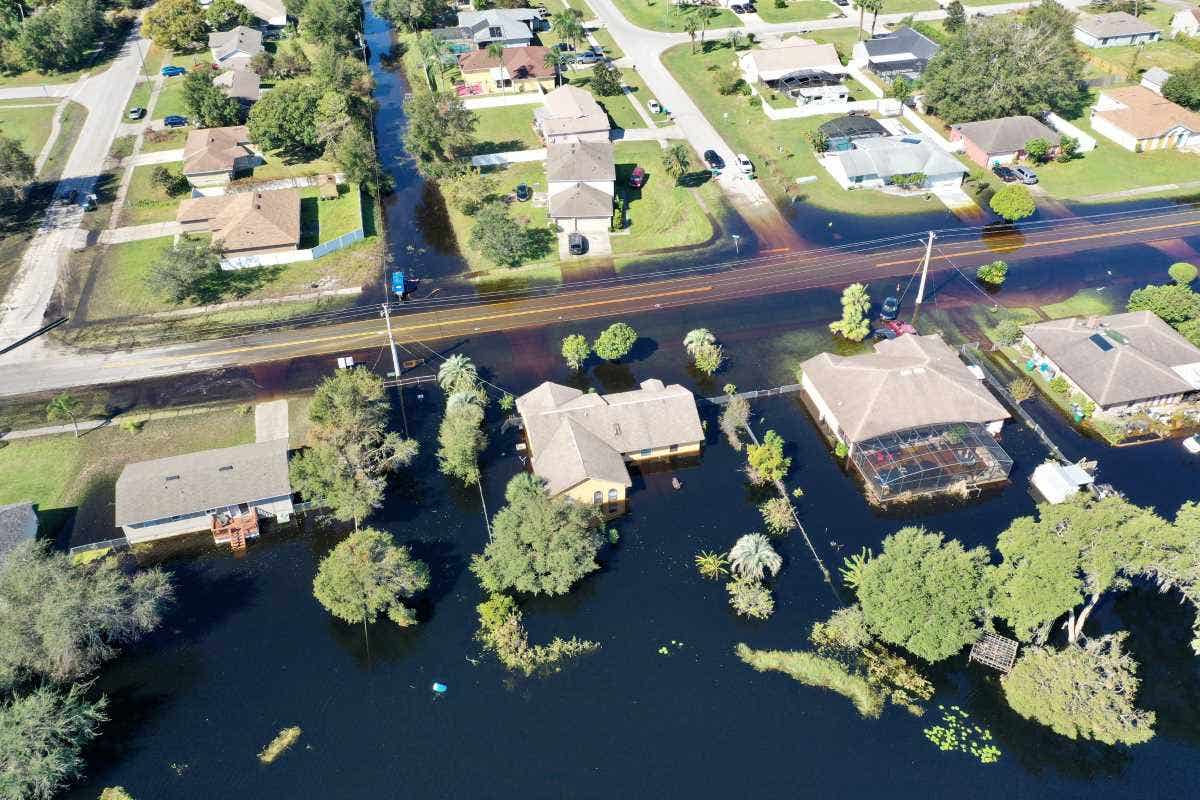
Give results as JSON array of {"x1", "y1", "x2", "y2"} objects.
[
  {"x1": 1008, "y1": 377, "x2": 1034, "y2": 403},
  {"x1": 258, "y1": 726, "x2": 302, "y2": 764},
  {"x1": 100, "y1": 789, "x2": 134, "y2": 800},
  {"x1": 695, "y1": 550, "x2": 729, "y2": 580},
  {"x1": 719, "y1": 396, "x2": 750, "y2": 450},
  {"x1": 726, "y1": 578, "x2": 774, "y2": 620},
  {"x1": 759, "y1": 497, "x2": 796, "y2": 536},
  {"x1": 736, "y1": 643, "x2": 884, "y2": 718},
  {"x1": 923, "y1": 707, "x2": 1001, "y2": 764},
  {"x1": 475, "y1": 594, "x2": 599, "y2": 677}
]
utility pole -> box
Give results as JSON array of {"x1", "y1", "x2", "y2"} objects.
[
  {"x1": 915, "y1": 230, "x2": 936, "y2": 306},
  {"x1": 381, "y1": 278, "x2": 401, "y2": 378}
]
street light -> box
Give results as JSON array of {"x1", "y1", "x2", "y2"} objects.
[{"x1": 731, "y1": 233, "x2": 741, "y2": 255}]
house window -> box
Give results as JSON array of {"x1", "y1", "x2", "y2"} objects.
[
  {"x1": 488, "y1": 26, "x2": 503, "y2": 38},
  {"x1": 593, "y1": 490, "x2": 602, "y2": 506},
  {"x1": 669, "y1": 444, "x2": 678, "y2": 453},
  {"x1": 640, "y1": 448, "x2": 651, "y2": 456}
]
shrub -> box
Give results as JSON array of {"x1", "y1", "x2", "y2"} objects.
[
  {"x1": 834, "y1": 440, "x2": 848, "y2": 458},
  {"x1": 593, "y1": 322, "x2": 637, "y2": 361},
  {"x1": 1009, "y1": 377, "x2": 1034, "y2": 403},
  {"x1": 774, "y1": 0, "x2": 786, "y2": 7},
  {"x1": 990, "y1": 184, "x2": 1036, "y2": 222},
  {"x1": 1048, "y1": 375, "x2": 1070, "y2": 396},
  {"x1": 1169, "y1": 261, "x2": 1198, "y2": 286},
  {"x1": 976, "y1": 260, "x2": 1008, "y2": 286},
  {"x1": 760, "y1": 496, "x2": 796, "y2": 535},
  {"x1": 994, "y1": 318, "x2": 1024, "y2": 346}
]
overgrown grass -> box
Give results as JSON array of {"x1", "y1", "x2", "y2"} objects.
[
  {"x1": 258, "y1": 726, "x2": 302, "y2": 764},
  {"x1": 470, "y1": 105, "x2": 541, "y2": 155},
  {"x1": 605, "y1": 0, "x2": 742, "y2": 33},
  {"x1": 140, "y1": 128, "x2": 188, "y2": 154},
  {"x1": 0, "y1": 101, "x2": 58, "y2": 161},
  {"x1": 756, "y1": 0, "x2": 846, "y2": 23},
  {"x1": 736, "y1": 643, "x2": 884, "y2": 718},
  {"x1": 122, "y1": 164, "x2": 181, "y2": 225}
]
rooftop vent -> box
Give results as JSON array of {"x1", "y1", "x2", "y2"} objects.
[
  {"x1": 165, "y1": 475, "x2": 180, "y2": 481},
  {"x1": 613, "y1": 423, "x2": 622, "y2": 436},
  {"x1": 218, "y1": 465, "x2": 234, "y2": 472}
]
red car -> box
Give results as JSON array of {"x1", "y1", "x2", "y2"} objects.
[
  {"x1": 629, "y1": 166, "x2": 645, "y2": 189},
  {"x1": 882, "y1": 319, "x2": 917, "y2": 337}
]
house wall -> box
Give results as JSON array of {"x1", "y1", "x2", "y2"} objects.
[
  {"x1": 543, "y1": 129, "x2": 611, "y2": 144},
  {"x1": 624, "y1": 441, "x2": 701, "y2": 462},
  {"x1": 122, "y1": 495, "x2": 294, "y2": 544},
  {"x1": 801, "y1": 372, "x2": 844, "y2": 442},
  {"x1": 1074, "y1": 29, "x2": 1160, "y2": 48},
  {"x1": 553, "y1": 215, "x2": 611, "y2": 234},
  {"x1": 218, "y1": 240, "x2": 298, "y2": 258},
  {"x1": 1092, "y1": 112, "x2": 1196, "y2": 151},
  {"x1": 563, "y1": 478, "x2": 627, "y2": 516},
  {"x1": 459, "y1": 69, "x2": 553, "y2": 95},
  {"x1": 1173, "y1": 13, "x2": 1200, "y2": 37}
]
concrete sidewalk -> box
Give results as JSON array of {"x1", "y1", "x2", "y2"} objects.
[
  {"x1": 471, "y1": 148, "x2": 547, "y2": 167},
  {"x1": 126, "y1": 148, "x2": 184, "y2": 166},
  {"x1": 99, "y1": 221, "x2": 183, "y2": 244}
]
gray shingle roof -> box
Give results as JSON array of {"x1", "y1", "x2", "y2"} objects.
[
  {"x1": 0, "y1": 502, "x2": 37, "y2": 561},
  {"x1": 1021, "y1": 311, "x2": 1200, "y2": 406},
  {"x1": 951, "y1": 115, "x2": 1059, "y2": 155},
  {"x1": 114, "y1": 439, "x2": 291, "y2": 526},
  {"x1": 546, "y1": 140, "x2": 615, "y2": 182},
  {"x1": 801, "y1": 334, "x2": 1010, "y2": 443},
  {"x1": 457, "y1": 9, "x2": 537, "y2": 43},
  {"x1": 1074, "y1": 11, "x2": 1160, "y2": 39},
  {"x1": 548, "y1": 182, "x2": 612, "y2": 219},
  {"x1": 209, "y1": 26, "x2": 263, "y2": 61},
  {"x1": 835, "y1": 135, "x2": 967, "y2": 180},
  {"x1": 862, "y1": 27, "x2": 939, "y2": 61}
]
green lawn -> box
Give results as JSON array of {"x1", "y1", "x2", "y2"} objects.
[
  {"x1": 662, "y1": 42, "x2": 941, "y2": 216},
  {"x1": 239, "y1": 153, "x2": 339, "y2": 183},
  {"x1": 151, "y1": 77, "x2": 189, "y2": 120},
  {"x1": 612, "y1": 141, "x2": 716, "y2": 254},
  {"x1": 140, "y1": 128, "x2": 188, "y2": 154},
  {"x1": 122, "y1": 165, "x2": 182, "y2": 225},
  {"x1": 606, "y1": 0, "x2": 742, "y2": 33},
  {"x1": 756, "y1": 0, "x2": 847, "y2": 24},
  {"x1": 1040, "y1": 288, "x2": 1117, "y2": 320},
  {"x1": 1086, "y1": 39, "x2": 1200, "y2": 78},
  {"x1": 126, "y1": 79, "x2": 152, "y2": 116},
  {"x1": 619, "y1": 68, "x2": 666, "y2": 122},
  {"x1": 298, "y1": 184, "x2": 364, "y2": 248},
  {"x1": 447, "y1": 161, "x2": 555, "y2": 273},
  {"x1": 570, "y1": 73, "x2": 646, "y2": 129},
  {"x1": 85, "y1": 236, "x2": 182, "y2": 317},
  {"x1": 471, "y1": 105, "x2": 541, "y2": 154},
  {"x1": 877, "y1": 0, "x2": 938, "y2": 13},
  {"x1": 590, "y1": 28, "x2": 625, "y2": 59},
  {"x1": 0, "y1": 101, "x2": 58, "y2": 161},
  {"x1": 803, "y1": 27, "x2": 867, "y2": 64}
]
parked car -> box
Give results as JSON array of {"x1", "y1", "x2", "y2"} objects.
[
  {"x1": 58, "y1": 188, "x2": 78, "y2": 205},
  {"x1": 832, "y1": 0, "x2": 848, "y2": 5},
  {"x1": 568, "y1": 232, "x2": 586, "y2": 255},
  {"x1": 515, "y1": 183, "x2": 532, "y2": 201},
  {"x1": 880, "y1": 296, "x2": 900, "y2": 320},
  {"x1": 552, "y1": 42, "x2": 575, "y2": 52},
  {"x1": 572, "y1": 50, "x2": 602, "y2": 65},
  {"x1": 81, "y1": 193, "x2": 97, "y2": 211},
  {"x1": 872, "y1": 327, "x2": 897, "y2": 340},
  {"x1": 163, "y1": 115, "x2": 188, "y2": 128},
  {"x1": 736, "y1": 153, "x2": 753, "y2": 174},
  {"x1": 882, "y1": 319, "x2": 917, "y2": 337},
  {"x1": 992, "y1": 164, "x2": 1017, "y2": 182},
  {"x1": 127, "y1": 107, "x2": 145, "y2": 121},
  {"x1": 629, "y1": 166, "x2": 645, "y2": 189},
  {"x1": 703, "y1": 150, "x2": 724, "y2": 171},
  {"x1": 160, "y1": 65, "x2": 186, "y2": 77},
  {"x1": 730, "y1": 3, "x2": 749, "y2": 12},
  {"x1": 648, "y1": 99, "x2": 662, "y2": 114},
  {"x1": 1011, "y1": 165, "x2": 1038, "y2": 185}
]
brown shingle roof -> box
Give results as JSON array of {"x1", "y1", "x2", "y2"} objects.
[
  {"x1": 182, "y1": 125, "x2": 253, "y2": 175},
  {"x1": 210, "y1": 188, "x2": 300, "y2": 252},
  {"x1": 458, "y1": 45, "x2": 554, "y2": 80},
  {"x1": 1094, "y1": 85, "x2": 1200, "y2": 139},
  {"x1": 951, "y1": 115, "x2": 1059, "y2": 155},
  {"x1": 800, "y1": 334, "x2": 1010, "y2": 443},
  {"x1": 1021, "y1": 311, "x2": 1200, "y2": 406}
]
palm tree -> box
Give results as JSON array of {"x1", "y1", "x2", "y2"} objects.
[
  {"x1": 46, "y1": 392, "x2": 83, "y2": 437},
  {"x1": 486, "y1": 41, "x2": 505, "y2": 60},
  {"x1": 661, "y1": 143, "x2": 690, "y2": 183},
  {"x1": 543, "y1": 49, "x2": 564, "y2": 86},
  {"x1": 698, "y1": 5, "x2": 716, "y2": 48},
  {"x1": 852, "y1": 0, "x2": 868, "y2": 40},
  {"x1": 729, "y1": 534, "x2": 782, "y2": 580},
  {"x1": 552, "y1": 11, "x2": 585, "y2": 53},
  {"x1": 683, "y1": 328, "x2": 715, "y2": 356},
  {"x1": 841, "y1": 282, "x2": 871, "y2": 317},
  {"x1": 865, "y1": 0, "x2": 884, "y2": 34},
  {"x1": 695, "y1": 550, "x2": 729, "y2": 580},
  {"x1": 437, "y1": 354, "x2": 478, "y2": 394},
  {"x1": 684, "y1": 16, "x2": 700, "y2": 54}
]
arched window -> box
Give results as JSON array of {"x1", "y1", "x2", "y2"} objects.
[
  {"x1": 608, "y1": 489, "x2": 618, "y2": 502},
  {"x1": 593, "y1": 491, "x2": 602, "y2": 506}
]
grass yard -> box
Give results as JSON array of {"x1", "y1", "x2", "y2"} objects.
[
  {"x1": 298, "y1": 184, "x2": 363, "y2": 247},
  {"x1": 83, "y1": 236, "x2": 183, "y2": 318},
  {"x1": 612, "y1": 141, "x2": 717, "y2": 254},
  {"x1": 0, "y1": 100, "x2": 59, "y2": 162},
  {"x1": 876, "y1": 0, "x2": 938, "y2": 13},
  {"x1": 446, "y1": 160, "x2": 556, "y2": 274},
  {"x1": 240, "y1": 153, "x2": 339, "y2": 183},
  {"x1": 803, "y1": 27, "x2": 867, "y2": 64},
  {"x1": 606, "y1": 0, "x2": 742, "y2": 33},
  {"x1": 590, "y1": 28, "x2": 625, "y2": 59},
  {"x1": 1086, "y1": 39, "x2": 1200, "y2": 78},
  {"x1": 140, "y1": 128, "x2": 188, "y2": 154},
  {"x1": 151, "y1": 77, "x2": 189, "y2": 120},
  {"x1": 570, "y1": 73, "x2": 646, "y2": 129},
  {"x1": 1039, "y1": 288, "x2": 1117, "y2": 320},
  {"x1": 662, "y1": 42, "x2": 939, "y2": 216},
  {"x1": 471, "y1": 105, "x2": 541, "y2": 154},
  {"x1": 755, "y1": 0, "x2": 846, "y2": 24},
  {"x1": 122, "y1": 164, "x2": 182, "y2": 225},
  {"x1": 126, "y1": 79, "x2": 152, "y2": 115}
]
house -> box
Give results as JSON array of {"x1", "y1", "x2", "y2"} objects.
[
  {"x1": 822, "y1": 135, "x2": 967, "y2": 190},
  {"x1": 0, "y1": 502, "x2": 37, "y2": 563},
  {"x1": 1141, "y1": 67, "x2": 1171, "y2": 95},
  {"x1": 516, "y1": 379, "x2": 704, "y2": 515},
  {"x1": 114, "y1": 439, "x2": 294, "y2": 545},
  {"x1": 739, "y1": 41, "x2": 847, "y2": 105},
  {"x1": 1090, "y1": 85, "x2": 1200, "y2": 151},
  {"x1": 800, "y1": 334, "x2": 1013, "y2": 502},
  {"x1": 177, "y1": 188, "x2": 301, "y2": 258},
  {"x1": 949, "y1": 115, "x2": 1061, "y2": 167},
  {"x1": 208, "y1": 26, "x2": 264, "y2": 71},
  {"x1": 534, "y1": 84, "x2": 610, "y2": 143},
  {"x1": 213, "y1": 68, "x2": 261, "y2": 105},
  {"x1": 1020, "y1": 312, "x2": 1200, "y2": 414},
  {"x1": 198, "y1": 0, "x2": 286, "y2": 26},
  {"x1": 819, "y1": 115, "x2": 889, "y2": 151},
  {"x1": 457, "y1": 45, "x2": 555, "y2": 95},
  {"x1": 453, "y1": 9, "x2": 542, "y2": 49},
  {"x1": 181, "y1": 125, "x2": 258, "y2": 187},
  {"x1": 1074, "y1": 12, "x2": 1161, "y2": 47},
  {"x1": 546, "y1": 140, "x2": 614, "y2": 234},
  {"x1": 1172, "y1": 7, "x2": 1200, "y2": 37},
  {"x1": 852, "y1": 27, "x2": 940, "y2": 80}
]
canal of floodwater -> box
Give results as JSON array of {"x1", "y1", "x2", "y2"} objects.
[{"x1": 53, "y1": 5, "x2": 1200, "y2": 797}]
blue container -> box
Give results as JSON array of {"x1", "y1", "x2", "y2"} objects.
[
  {"x1": 391, "y1": 271, "x2": 407, "y2": 296},
  {"x1": 432, "y1": 682, "x2": 448, "y2": 694}
]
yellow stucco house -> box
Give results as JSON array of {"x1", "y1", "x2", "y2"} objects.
[
  {"x1": 516, "y1": 379, "x2": 705, "y2": 515},
  {"x1": 457, "y1": 45, "x2": 557, "y2": 96}
]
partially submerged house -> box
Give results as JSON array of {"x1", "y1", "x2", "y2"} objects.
[
  {"x1": 545, "y1": 140, "x2": 614, "y2": 235},
  {"x1": 208, "y1": 26, "x2": 264, "y2": 71},
  {"x1": 852, "y1": 27, "x2": 940, "y2": 81},
  {"x1": 457, "y1": 45, "x2": 555, "y2": 95},
  {"x1": 800, "y1": 334, "x2": 1012, "y2": 502},
  {"x1": 114, "y1": 439, "x2": 294, "y2": 546},
  {"x1": 822, "y1": 135, "x2": 967, "y2": 190},
  {"x1": 213, "y1": 68, "x2": 261, "y2": 105},
  {"x1": 950, "y1": 115, "x2": 1061, "y2": 167},
  {"x1": 739, "y1": 40, "x2": 847, "y2": 106},
  {"x1": 177, "y1": 188, "x2": 301, "y2": 258},
  {"x1": 1020, "y1": 312, "x2": 1200, "y2": 415},
  {"x1": 0, "y1": 501, "x2": 37, "y2": 563},
  {"x1": 1073, "y1": 12, "x2": 1160, "y2": 48},
  {"x1": 181, "y1": 125, "x2": 258, "y2": 187},
  {"x1": 534, "y1": 84, "x2": 610, "y2": 143},
  {"x1": 819, "y1": 115, "x2": 888, "y2": 151},
  {"x1": 1090, "y1": 85, "x2": 1200, "y2": 152},
  {"x1": 516, "y1": 379, "x2": 704, "y2": 515}
]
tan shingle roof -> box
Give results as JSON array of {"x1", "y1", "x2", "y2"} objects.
[
  {"x1": 740, "y1": 42, "x2": 843, "y2": 81},
  {"x1": 800, "y1": 334, "x2": 1009, "y2": 443},
  {"x1": 535, "y1": 85, "x2": 609, "y2": 137},
  {"x1": 548, "y1": 182, "x2": 612, "y2": 219},
  {"x1": 1075, "y1": 11, "x2": 1160, "y2": 38},
  {"x1": 1094, "y1": 85, "x2": 1200, "y2": 139},
  {"x1": 546, "y1": 140, "x2": 614, "y2": 182},
  {"x1": 179, "y1": 188, "x2": 300, "y2": 252},
  {"x1": 182, "y1": 125, "x2": 253, "y2": 175},
  {"x1": 1021, "y1": 311, "x2": 1200, "y2": 406}
]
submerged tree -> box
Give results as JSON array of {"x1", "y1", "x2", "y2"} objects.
[
  {"x1": 561, "y1": 334, "x2": 591, "y2": 371},
  {"x1": 726, "y1": 577, "x2": 774, "y2": 619},
  {"x1": 593, "y1": 322, "x2": 638, "y2": 361},
  {"x1": 312, "y1": 528, "x2": 430, "y2": 634},
  {"x1": 829, "y1": 282, "x2": 872, "y2": 341},
  {"x1": 989, "y1": 184, "x2": 1037, "y2": 223},
  {"x1": 760, "y1": 497, "x2": 796, "y2": 535},
  {"x1": 0, "y1": 685, "x2": 107, "y2": 800},
  {"x1": 437, "y1": 401, "x2": 487, "y2": 486},
  {"x1": 729, "y1": 533, "x2": 782, "y2": 581},
  {"x1": 475, "y1": 593, "x2": 599, "y2": 675},
  {"x1": 719, "y1": 395, "x2": 750, "y2": 450},
  {"x1": 746, "y1": 430, "x2": 791, "y2": 484}
]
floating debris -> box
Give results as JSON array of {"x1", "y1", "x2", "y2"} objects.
[
  {"x1": 258, "y1": 727, "x2": 302, "y2": 764},
  {"x1": 432, "y1": 682, "x2": 448, "y2": 694}
]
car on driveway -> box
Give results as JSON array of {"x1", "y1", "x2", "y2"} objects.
[
  {"x1": 992, "y1": 164, "x2": 1016, "y2": 182},
  {"x1": 552, "y1": 42, "x2": 575, "y2": 53},
  {"x1": 127, "y1": 107, "x2": 145, "y2": 121},
  {"x1": 160, "y1": 65, "x2": 186, "y2": 77},
  {"x1": 629, "y1": 166, "x2": 645, "y2": 189},
  {"x1": 1011, "y1": 165, "x2": 1038, "y2": 185},
  {"x1": 703, "y1": 150, "x2": 724, "y2": 171},
  {"x1": 648, "y1": 100, "x2": 662, "y2": 114},
  {"x1": 736, "y1": 153, "x2": 753, "y2": 174},
  {"x1": 568, "y1": 232, "x2": 587, "y2": 255},
  {"x1": 515, "y1": 183, "x2": 532, "y2": 201},
  {"x1": 730, "y1": 3, "x2": 749, "y2": 12},
  {"x1": 163, "y1": 115, "x2": 188, "y2": 128},
  {"x1": 571, "y1": 50, "x2": 602, "y2": 65},
  {"x1": 880, "y1": 296, "x2": 900, "y2": 320}
]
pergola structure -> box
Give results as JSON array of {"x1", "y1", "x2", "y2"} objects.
[{"x1": 969, "y1": 632, "x2": 1019, "y2": 673}]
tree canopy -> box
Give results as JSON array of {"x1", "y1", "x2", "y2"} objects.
[
  {"x1": 0, "y1": 136, "x2": 34, "y2": 206},
  {"x1": 247, "y1": 79, "x2": 324, "y2": 156},
  {"x1": 829, "y1": 282, "x2": 871, "y2": 341},
  {"x1": 989, "y1": 184, "x2": 1037, "y2": 222},
  {"x1": 146, "y1": 234, "x2": 222, "y2": 305},
  {"x1": 470, "y1": 474, "x2": 603, "y2": 595},
  {"x1": 593, "y1": 322, "x2": 638, "y2": 361},
  {"x1": 205, "y1": 0, "x2": 253, "y2": 29},
  {"x1": 182, "y1": 70, "x2": 242, "y2": 128},
  {"x1": 13, "y1": 0, "x2": 103, "y2": 73},
  {"x1": 1127, "y1": 283, "x2": 1200, "y2": 325},
  {"x1": 312, "y1": 528, "x2": 430, "y2": 627},
  {"x1": 143, "y1": 0, "x2": 207, "y2": 51},
  {"x1": 1162, "y1": 62, "x2": 1200, "y2": 111},
  {"x1": 403, "y1": 91, "x2": 477, "y2": 178},
  {"x1": 0, "y1": 684, "x2": 107, "y2": 800},
  {"x1": 561, "y1": 334, "x2": 591, "y2": 370}
]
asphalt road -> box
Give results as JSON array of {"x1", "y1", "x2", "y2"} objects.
[{"x1": 2, "y1": 205, "x2": 1198, "y2": 399}]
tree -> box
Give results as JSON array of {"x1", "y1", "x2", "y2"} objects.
[
  {"x1": 45, "y1": 392, "x2": 82, "y2": 437},
  {"x1": 692, "y1": 342, "x2": 725, "y2": 375},
  {"x1": 181, "y1": 70, "x2": 242, "y2": 128},
  {"x1": 470, "y1": 474, "x2": 603, "y2": 595},
  {"x1": 683, "y1": 15, "x2": 699, "y2": 53},
  {"x1": 437, "y1": 402, "x2": 487, "y2": 485},
  {"x1": 1162, "y1": 62, "x2": 1200, "y2": 111},
  {"x1": 809, "y1": 129, "x2": 830, "y2": 153},
  {"x1": 852, "y1": 0, "x2": 869, "y2": 39},
  {"x1": 312, "y1": 528, "x2": 430, "y2": 633},
  {"x1": 695, "y1": 550, "x2": 729, "y2": 579},
  {"x1": 475, "y1": 593, "x2": 598, "y2": 675},
  {"x1": 1057, "y1": 134, "x2": 1079, "y2": 162},
  {"x1": 683, "y1": 327, "x2": 715, "y2": 356},
  {"x1": 855, "y1": 527, "x2": 991, "y2": 662},
  {"x1": 992, "y1": 495, "x2": 1166, "y2": 644},
  {"x1": 729, "y1": 533, "x2": 782, "y2": 580},
  {"x1": 301, "y1": 0, "x2": 362, "y2": 47},
  {"x1": 0, "y1": 541, "x2": 171, "y2": 689},
  {"x1": 593, "y1": 322, "x2": 638, "y2": 361},
  {"x1": 15, "y1": 0, "x2": 103, "y2": 73},
  {"x1": 439, "y1": 168, "x2": 497, "y2": 216},
  {"x1": 989, "y1": 184, "x2": 1036, "y2": 222},
  {"x1": 375, "y1": 0, "x2": 443, "y2": 30},
  {"x1": 469, "y1": 201, "x2": 539, "y2": 267},
  {"x1": 1024, "y1": 137, "x2": 1051, "y2": 163},
  {"x1": 1179, "y1": 318, "x2": 1200, "y2": 348},
  {"x1": 862, "y1": 0, "x2": 884, "y2": 34},
  {"x1": 889, "y1": 76, "x2": 913, "y2": 105},
  {"x1": 100, "y1": 789, "x2": 134, "y2": 800},
  {"x1": 828, "y1": 282, "x2": 872, "y2": 341},
  {"x1": 1169, "y1": 261, "x2": 1198, "y2": 286},
  {"x1": 543, "y1": 48, "x2": 566, "y2": 87},
  {"x1": 976, "y1": 259, "x2": 1008, "y2": 286},
  {"x1": 147, "y1": 234, "x2": 222, "y2": 304},
  {"x1": 0, "y1": 685, "x2": 107, "y2": 800},
  {"x1": 273, "y1": 40, "x2": 312, "y2": 79},
  {"x1": 921, "y1": 13, "x2": 1085, "y2": 124},
  {"x1": 746, "y1": 429, "x2": 790, "y2": 484},
  {"x1": 205, "y1": 0, "x2": 253, "y2": 29},
  {"x1": 247, "y1": 79, "x2": 324, "y2": 155},
  {"x1": 726, "y1": 577, "x2": 774, "y2": 619},
  {"x1": 714, "y1": 64, "x2": 743, "y2": 96},
  {"x1": 590, "y1": 60, "x2": 622, "y2": 97},
  {"x1": 661, "y1": 143, "x2": 690, "y2": 183},
  {"x1": 1002, "y1": 634, "x2": 1155, "y2": 745},
  {"x1": 0, "y1": 136, "x2": 34, "y2": 206},
  {"x1": 561, "y1": 334, "x2": 591, "y2": 370},
  {"x1": 143, "y1": 0, "x2": 207, "y2": 51},
  {"x1": 333, "y1": 124, "x2": 391, "y2": 194},
  {"x1": 719, "y1": 395, "x2": 750, "y2": 449},
  {"x1": 760, "y1": 496, "x2": 796, "y2": 535},
  {"x1": 551, "y1": 10, "x2": 585, "y2": 51},
  {"x1": 944, "y1": 0, "x2": 966, "y2": 33},
  {"x1": 1127, "y1": 283, "x2": 1200, "y2": 325}
]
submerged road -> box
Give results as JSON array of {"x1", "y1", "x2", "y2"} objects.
[{"x1": 1, "y1": 204, "x2": 1199, "y2": 398}]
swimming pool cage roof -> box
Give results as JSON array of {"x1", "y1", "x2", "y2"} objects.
[{"x1": 850, "y1": 421, "x2": 1014, "y2": 503}]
